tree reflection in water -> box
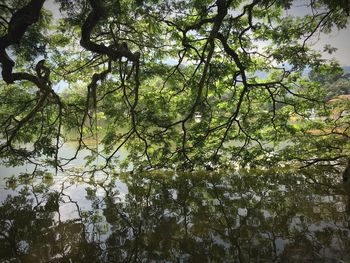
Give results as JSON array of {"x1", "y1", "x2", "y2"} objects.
[{"x1": 0, "y1": 168, "x2": 350, "y2": 262}]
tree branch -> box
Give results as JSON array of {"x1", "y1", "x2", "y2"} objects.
[{"x1": 0, "y1": 0, "x2": 45, "y2": 83}]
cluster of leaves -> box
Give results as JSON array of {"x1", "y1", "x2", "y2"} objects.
[{"x1": 0, "y1": 0, "x2": 349, "y2": 172}]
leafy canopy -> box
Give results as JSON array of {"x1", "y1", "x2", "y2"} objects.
[{"x1": 0, "y1": 0, "x2": 349, "y2": 171}]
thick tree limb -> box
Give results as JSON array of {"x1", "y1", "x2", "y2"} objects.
[
  {"x1": 0, "y1": 0, "x2": 65, "y2": 166},
  {"x1": 0, "y1": 0, "x2": 45, "y2": 83},
  {"x1": 80, "y1": 0, "x2": 139, "y2": 63}
]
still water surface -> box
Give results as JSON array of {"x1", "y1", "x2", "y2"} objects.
[{"x1": 0, "y1": 147, "x2": 350, "y2": 262}]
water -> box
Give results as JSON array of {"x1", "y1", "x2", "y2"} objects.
[{"x1": 0, "y1": 165, "x2": 349, "y2": 262}]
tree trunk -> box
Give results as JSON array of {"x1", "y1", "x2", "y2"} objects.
[{"x1": 343, "y1": 158, "x2": 350, "y2": 183}]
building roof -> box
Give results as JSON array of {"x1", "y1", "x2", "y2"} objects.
[{"x1": 327, "y1": 94, "x2": 350, "y2": 104}]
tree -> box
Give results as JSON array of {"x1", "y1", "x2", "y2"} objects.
[{"x1": 0, "y1": 0, "x2": 349, "y2": 172}]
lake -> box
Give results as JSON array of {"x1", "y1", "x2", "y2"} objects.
[{"x1": 1, "y1": 159, "x2": 350, "y2": 262}]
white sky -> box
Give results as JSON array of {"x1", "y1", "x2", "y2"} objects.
[
  {"x1": 311, "y1": 28, "x2": 350, "y2": 66},
  {"x1": 286, "y1": 1, "x2": 350, "y2": 66},
  {"x1": 43, "y1": 0, "x2": 350, "y2": 66}
]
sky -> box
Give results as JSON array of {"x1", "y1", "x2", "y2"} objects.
[
  {"x1": 287, "y1": 1, "x2": 350, "y2": 66},
  {"x1": 310, "y1": 28, "x2": 350, "y2": 66},
  {"x1": 43, "y1": 0, "x2": 350, "y2": 66}
]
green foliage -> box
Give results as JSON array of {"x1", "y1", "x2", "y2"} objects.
[{"x1": 0, "y1": 0, "x2": 349, "y2": 171}]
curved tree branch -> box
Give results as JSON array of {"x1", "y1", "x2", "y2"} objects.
[{"x1": 0, "y1": 0, "x2": 45, "y2": 84}]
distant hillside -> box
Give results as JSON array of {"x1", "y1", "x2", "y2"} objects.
[{"x1": 343, "y1": 66, "x2": 350, "y2": 73}]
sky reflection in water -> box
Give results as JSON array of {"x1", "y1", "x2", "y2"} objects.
[{"x1": 0, "y1": 168, "x2": 350, "y2": 262}]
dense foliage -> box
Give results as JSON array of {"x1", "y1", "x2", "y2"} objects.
[{"x1": 0, "y1": 0, "x2": 349, "y2": 172}]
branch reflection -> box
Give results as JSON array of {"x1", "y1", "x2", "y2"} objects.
[{"x1": 1, "y1": 168, "x2": 350, "y2": 262}]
